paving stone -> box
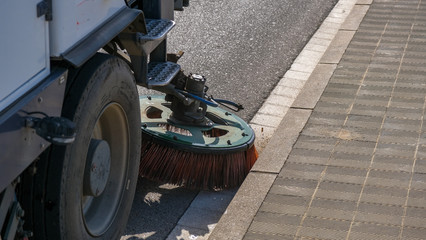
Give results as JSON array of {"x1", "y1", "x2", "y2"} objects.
[
  {"x1": 305, "y1": 217, "x2": 351, "y2": 231},
  {"x1": 401, "y1": 227, "x2": 426, "y2": 240},
  {"x1": 316, "y1": 181, "x2": 363, "y2": 201},
  {"x1": 270, "y1": 178, "x2": 318, "y2": 197},
  {"x1": 247, "y1": 221, "x2": 298, "y2": 238},
  {"x1": 408, "y1": 189, "x2": 426, "y2": 208},
  {"x1": 350, "y1": 103, "x2": 387, "y2": 117},
  {"x1": 354, "y1": 95, "x2": 390, "y2": 108},
  {"x1": 253, "y1": 212, "x2": 302, "y2": 227},
  {"x1": 376, "y1": 142, "x2": 417, "y2": 159},
  {"x1": 297, "y1": 217, "x2": 351, "y2": 239},
  {"x1": 411, "y1": 173, "x2": 426, "y2": 190},
  {"x1": 244, "y1": 231, "x2": 293, "y2": 240},
  {"x1": 274, "y1": 177, "x2": 318, "y2": 190},
  {"x1": 279, "y1": 162, "x2": 325, "y2": 180},
  {"x1": 339, "y1": 126, "x2": 380, "y2": 142},
  {"x1": 358, "y1": 85, "x2": 394, "y2": 97},
  {"x1": 329, "y1": 152, "x2": 372, "y2": 169},
  {"x1": 383, "y1": 116, "x2": 421, "y2": 132},
  {"x1": 311, "y1": 197, "x2": 358, "y2": 212},
  {"x1": 260, "y1": 194, "x2": 310, "y2": 216},
  {"x1": 307, "y1": 112, "x2": 347, "y2": 127},
  {"x1": 366, "y1": 169, "x2": 411, "y2": 188},
  {"x1": 323, "y1": 166, "x2": 368, "y2": 184},
  {"x1": 320, "y1": 89, "x2": 358, "y2": 99},
  {"x1": 363, "y1": 76, "x2": 397, "y2": 88},
  {"x1": 404, "y1": 207, "x2": 426, "y2": 228},
  {"x1": 371, "y1": 155, "x2": 414, "y2": 172},
  {"x1": 307, "y1": 203, "x2": 355, "y2": 221},
  {"x1": 393, "y1": 87, "x2": 426, "y2": 99},
  {"x1": 361, "y1": 185, "x2": 407, "y2": 205},
  {"x1": 298, "y1": 225, "x2": 349, "y2": 240},
  {"x1": 355, "y1": 202, "x2": 403, "y2": 225},
  {"x1": 380, "y1": 129, "x2": 420, "y2": 145},
  {"x1": 345, "y1": 115, "x2": 383, "y2": 129},
  {"x1": 335, "y1": 140, "x2": 377, "y2": 155},
  {"x1": 327, "y1": 82, "x2": 361, "y2": 91},
  {"x1": 301, "y1": 123, "x2": 343, "y2": 139},
  {"x1": 323, "y1": 85, "x2": 359, "y2": 96},
  {"x1": 348, "y1": 231, "x2": 399, "y2": 240},
  {"x1": 418, "y1": 145, "x2": 426, "y2": 159},
  {"x1": 293, "y1": 135, "x2": 337, "y2": 152},
  {"x1": 349, "y1": 222, "x2": 401, "y2": 239},
  {"x1": 414, "y1": 158, "x2": 426, "y2": 174},
  {"x1": 288, "y1": 148, "x2": 331, "y2": 165}
]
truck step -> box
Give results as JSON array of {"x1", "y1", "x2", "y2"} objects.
[
  {"x1": 147, "y1": 62, "x2": 180, "y2": 88},
  {"x1": 137, "y1": 19, "x2": 175, "y2": 55}
]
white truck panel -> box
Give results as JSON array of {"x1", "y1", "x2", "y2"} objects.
[
  {"x1": 49, "y1": 0, "x2": 127, "y2": 57},
  {"x1": 0, "y1": 0, "x2": 50, "y2": 111}
]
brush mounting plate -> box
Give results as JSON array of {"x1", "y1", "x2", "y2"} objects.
[{"x1": 139, "y1": 95, "x2": 254, "y2": 153}]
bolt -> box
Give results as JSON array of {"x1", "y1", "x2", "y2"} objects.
[
  {"x1": 59, "y1": 76, "x2": 65, "y2": 85},
  {"x1": 173, "y1": 136, "x2": 178, "y2": 140},
  {"x1": 242, "y1": 132, "x2": 248, "y2": 137},
  {"x1": 143, "y1": 124, "x2": 147, "y2": 128},
  {"x1": 227, "y1": 140, "x2": 232, "y2": 145},
  {"x1": 225, "y1": 112, "x2": 231, "y2": 116},
  {"x1": 38, "y1": 97, "x2": 43, "y2": 103},
  {"x1": 147, "y1": 96, "x2": 152, "y2": 100},
  {"x1": 40, "y1": 143, "x2": 46, "y2": 149}
]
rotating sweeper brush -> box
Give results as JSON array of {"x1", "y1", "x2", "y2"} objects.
[{"x1": 139, "y1": 73, "x2": 258, "y2": 190}]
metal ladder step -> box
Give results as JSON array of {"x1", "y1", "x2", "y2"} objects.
[
  {"x1": 137, "y1": 19, "x2": 175, "y2": 55},
  {"x1": 147, "y1": 62, "x2": 180, "y2": 88}
]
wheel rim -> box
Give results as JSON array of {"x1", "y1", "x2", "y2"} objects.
[{"x1": 81, "y1": 103, "x2": 129, "y2": 236}]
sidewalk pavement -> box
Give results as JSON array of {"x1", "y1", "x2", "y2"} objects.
[{"x1": 210, "y1": 0, "x2": 426, "y2": 239}]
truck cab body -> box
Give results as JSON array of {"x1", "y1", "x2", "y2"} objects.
[{"x1": 0, "y1": 0, "x2": 185, "y2": 239}]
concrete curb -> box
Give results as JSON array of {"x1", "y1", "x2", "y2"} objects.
[{"x1": 209, "y1": 0, "x2": 371, "y2": 239}]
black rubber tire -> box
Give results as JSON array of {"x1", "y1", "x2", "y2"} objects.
[{"x1": 31, "y1": 53, "x2": 141, "y2": 240}]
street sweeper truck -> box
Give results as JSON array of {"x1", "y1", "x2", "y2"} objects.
[{"x1": 0, "y1": 0, "x2": 257, "y2": 239}]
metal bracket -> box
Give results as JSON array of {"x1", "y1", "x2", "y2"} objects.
[{"x1": 36, "y1": 0, "x2": 52, "y2": 21}]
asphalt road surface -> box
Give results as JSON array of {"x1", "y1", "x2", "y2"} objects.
[{"x1": 124, "y1": 0, "x2": 338, "y2": 239}]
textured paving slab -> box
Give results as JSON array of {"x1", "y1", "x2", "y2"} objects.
[{"x1": 244, "y1": 0, "x2": 426, "y2": 239}]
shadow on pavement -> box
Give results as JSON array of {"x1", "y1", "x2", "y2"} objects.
[{"x1": 122, "y1": 177, "x2": 200, "y2": 240}]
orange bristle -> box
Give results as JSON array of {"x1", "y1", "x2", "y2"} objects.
[{"x1": 139, "y1": 139, "x2": 258, "y2": 190}]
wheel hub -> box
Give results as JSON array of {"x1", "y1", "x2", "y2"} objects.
[{"x1": 83, "y1": 139, "x2": 111, "y2": 197}]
